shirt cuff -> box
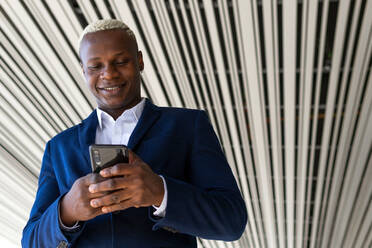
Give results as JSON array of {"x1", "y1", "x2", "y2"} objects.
[
  {"x1": 152, "y1": 175, "x2": 168, "y2": 218},
  {"x1": 58, "y1": 198, "x2": 80, "y2": 231}
]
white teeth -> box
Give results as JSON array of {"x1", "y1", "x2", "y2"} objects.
[{"x1": 104, "y1": 86, "x2": 119, "y2": 90}]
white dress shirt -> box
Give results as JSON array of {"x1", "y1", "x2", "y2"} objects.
[
  {"x1": 59, "y1": 98, "x2": 167, "y2": 230},
  {"x1": 95, "y1": 98, "x2": 167, "y2": 217}
]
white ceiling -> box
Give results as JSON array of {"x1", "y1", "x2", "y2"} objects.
[{"x1": 0, "y1": 0, "x2": 371, "y2": 247}]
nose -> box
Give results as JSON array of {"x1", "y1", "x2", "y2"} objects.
[{"x1": 101, "y1": 64, "x2": 119, "y2": 80}]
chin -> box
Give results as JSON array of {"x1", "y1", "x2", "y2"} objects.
[{"x1": 105, "y1": 102, "x2": 127, "y2": 109}]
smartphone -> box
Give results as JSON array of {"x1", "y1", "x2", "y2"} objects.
[{"x1": 89, "y1": 145, "x2": 129, "y2": 173}]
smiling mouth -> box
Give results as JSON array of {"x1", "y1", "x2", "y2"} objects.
[{"x1": 98, "y1": 84, "x2": 125, "y2": 91}]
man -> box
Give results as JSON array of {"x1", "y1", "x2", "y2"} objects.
[{"x1": 22, "y1": 19, "x2": 247, "y2": 247}]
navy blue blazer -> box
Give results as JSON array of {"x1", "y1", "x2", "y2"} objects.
[{"x1": 22, "y1": 99, "x2": 247, "y2": 247}]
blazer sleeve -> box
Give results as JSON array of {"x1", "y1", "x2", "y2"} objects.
[
  {"x1": 22, "y1": 141, "x2": 84, "y2": 247},
  {"x1": 150, "y1": 111, "x2": 247, "y2": 241}
]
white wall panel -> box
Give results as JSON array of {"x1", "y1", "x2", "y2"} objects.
[{"x1": 0, "y1": 1, "x2": 371, "y2": 247}]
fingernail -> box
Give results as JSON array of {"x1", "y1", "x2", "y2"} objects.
[
  {"x1": 100, "y1": 170, "x2": 108, "y2": 176},
  {"x1": 89, "y1": 184, "x2": 96, "y2": 193},
  {"x1": 102, "y1": 207, "x2": 108, "y2": 213},
  {"x1": 91, "y1": 200, "x2": 98, "y2": 207}
]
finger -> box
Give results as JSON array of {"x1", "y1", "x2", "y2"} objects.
[
  {"x1": 88, "y1": 190, "x2": 111, "y2": 199},
  {"x1": 90, "y1": 189, "x2": 132, "y2": 208},
  {"x1": 83, "y1": 173, "x2": 106, "y2": 185},
  {"x1": 89, "y1": 176, "x2": 132, "y2": 193},
  {"x1": 100, "y1": 163, "x2": 135, "y2": 178},
  {"x1": 128, "y1": 149, "x2": 141, "y2": 163},
  {"x1": 101, "y1": 199, "x2": 136, "y2": 213}
]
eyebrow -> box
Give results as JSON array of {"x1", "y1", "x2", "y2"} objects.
[{"x1": 87, "y1": 51, "x2": 128, "y2": 62}]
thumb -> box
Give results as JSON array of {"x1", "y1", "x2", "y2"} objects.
[{"x1": 128, "y1": 149, "x2": 141, "y2": 163}]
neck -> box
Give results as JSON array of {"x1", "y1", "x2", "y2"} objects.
[{"x1": 100, "y1": 97, "x2": 142, "y2": 120}]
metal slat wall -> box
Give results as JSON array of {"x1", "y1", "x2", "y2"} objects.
[{"x1": 0, "y1": 0, "x2": 371, "y2": 247}]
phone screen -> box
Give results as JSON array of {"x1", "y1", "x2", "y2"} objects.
[{"x1": 89, "y1": 145, "x2": 129, "y2": 173}]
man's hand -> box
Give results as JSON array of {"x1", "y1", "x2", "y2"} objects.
[
  {"x1": 59, "y1": 173, "x2": 108, "y2": 226},
  {"x1": 88, "y1": 150, "x2": 164, "y2": 213}
]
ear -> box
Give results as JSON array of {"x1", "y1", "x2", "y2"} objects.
[{"x1": 137, "y1": 51, "x2": 144, "y2": 71}]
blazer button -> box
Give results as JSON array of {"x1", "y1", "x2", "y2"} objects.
[{"x1": 57, "y1": 240, "x2": 68, "y2": 248}]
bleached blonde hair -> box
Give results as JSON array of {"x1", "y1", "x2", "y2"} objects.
[{"x1": 78, "y1": 19, "x2": 137, "y2": 52}]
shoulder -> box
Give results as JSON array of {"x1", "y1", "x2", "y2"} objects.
[
  {"x1": 49, "y1": 110, "x2": 96, "y2": 145},
  {"x1": 145, "y1": 98, "x2": 207, "y2": 120},
  {"x1": 156, "y1": 106, "x2": 209, "y2": 124},
  {"x1": 157, "y1": 106, "x2": 212, "y2": 125},
  {"x1": 146, "y1": 103, "x2": 211, "y2": 138},
  {"x1": 157, "y1": 106, "x2": 204, "y2": 117},
  {"x1": 147, "y1": 101, "x2": 212, "y2": 126},
  {"x1": 48, "y1": 124, "x2": 80, "y2": 146},
  {"x1": 53, "y1": 124, "x2": 80, "y2": 140}
]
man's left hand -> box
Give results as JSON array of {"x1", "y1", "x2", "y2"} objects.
[{"x1": 88, "y1": 150, "x2": 164, "y2": 213}]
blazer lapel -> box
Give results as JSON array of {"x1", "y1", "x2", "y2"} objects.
[
  {"x1": 127, "y1": 99, "x2": 160, "y2": 151},
  {"x1": 77, "y1": 99, "x2": 160, "y2": 167},
  {"x1": 78, "y1": 110, "x2": 98, "y2": 170}
]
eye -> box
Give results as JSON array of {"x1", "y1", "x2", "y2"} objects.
[
  {"x1": 116, "y1": 60, "x2": 129, "y2": 65},
  {"x1": 88, "y1": 64, "x2": 101, "y2": 70}
]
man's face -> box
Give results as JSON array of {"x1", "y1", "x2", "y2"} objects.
[{"x1": 80, "y1": 29, "x2": 144, "y2": 115}]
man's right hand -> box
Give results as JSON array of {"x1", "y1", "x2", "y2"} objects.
[{"x1": 59, "y1": 173, "x2": 108, "y2": 227}]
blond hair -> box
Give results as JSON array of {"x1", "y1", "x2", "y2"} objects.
[{"x1": 78, "y1": 19, "x2": 136, "y2": 52}]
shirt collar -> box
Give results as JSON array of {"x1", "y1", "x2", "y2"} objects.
[{"x1": 96, "y1": 98, "x2": 146, "y2": 129}]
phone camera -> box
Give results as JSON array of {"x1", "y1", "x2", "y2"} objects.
[{"x1": 93, "y1": 150, "x2": 101, "y2": 165}]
